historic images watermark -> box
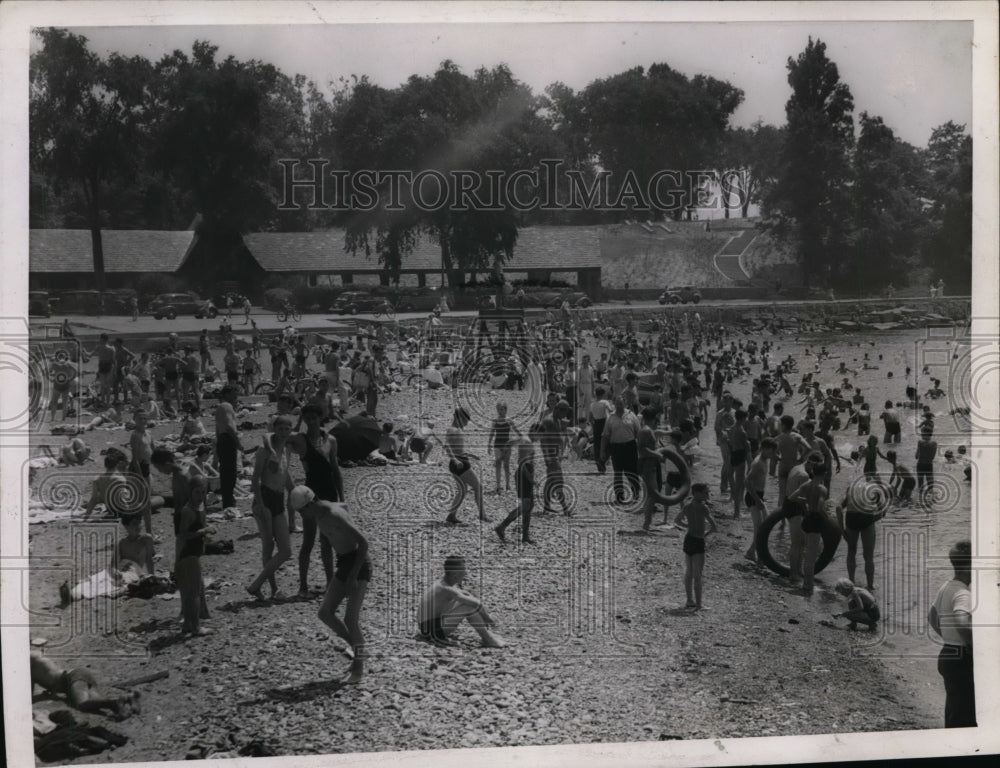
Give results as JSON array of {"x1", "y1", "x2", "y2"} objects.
[{"x1": 277, "y1": 159, "x2": 750, "y2": 214}]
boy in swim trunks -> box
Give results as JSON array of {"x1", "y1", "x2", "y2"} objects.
[
  {"x1": 744, "y1": 438, "x2": 776, "y2": 562},
  {"x1": 775, "y1": 414, "x2": 811, "y2": 505},
  {"x1": 417, "y1": 556, "x2": 505, "y2": 648},
  {"x1": 833, "y1": 578, "x2": 880, "y2": 631},
  {"x1": 728, "y1": 409, "x2": 750, "y2": 519},
  {"x1": 129, "y1": 409, "x2": 154, "y2": 534},
  {"x1": 288, "y1": 487, "x2": 370, "y2": 684},
  {"x1": 674, "y1": 483, "x2": 717, "y2": 610},
  {"x1": 879, "y1": 400, "x2": 901, "y2": 444},
  {"x1": 495, "y1": 438, "x2": 536, "y2": 544},
  {"x1": 487, "y1": 401, "x2": 513, "y2": 494}
]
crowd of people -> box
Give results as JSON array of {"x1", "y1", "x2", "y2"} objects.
[{"x1": 35, "y1": 302, "x2": 975, "y2": 728}]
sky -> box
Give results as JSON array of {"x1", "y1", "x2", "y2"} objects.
[{"x1": 51, "y1": 20, "x2": 973, "y2": 149}]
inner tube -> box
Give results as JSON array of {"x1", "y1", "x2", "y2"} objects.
[
  {"x1": 649, "y1": 445, "x2": 691, "y2": 507},
  {"x1": 755, "y1": 505, "x2": 841, "y2": 578}
]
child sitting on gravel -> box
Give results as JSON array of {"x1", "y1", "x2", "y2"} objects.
[
  {"x1": 833, "y1": 579, "x2": 880, "y2": 631},
  {"x1": 378, "y1": 422, "x2": 398, "y2": 460},
  {"x1": 60, "y1": 437, "x2": 92, "y2": 466},
  {"x1": 117, "y1": 513, "x2": 155, "y2": 577}
]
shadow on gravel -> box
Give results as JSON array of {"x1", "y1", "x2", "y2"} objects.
[
  {"x1": 237, "y1": 532, "x2": 260, "y2": 542},
  {"x1": 147, "y1": 632, "x2": 193, "y2": 652},
  {"x1": 218, "y1": 593, "x2": 315, "y2": 613},
  {"x1": 128, "y1": 617, "x2": 179, "y2": 635},
  {"x1": 239, "y1": 678, "x2": 348, "y2": 706}
]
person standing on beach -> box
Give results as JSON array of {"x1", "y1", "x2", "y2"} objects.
[
  {"x1": 787, "y1": 459, "x2": 829, "y2": 597},
  {"x1": 835, "y1": 482, "x2": 884, "y2": 592},
  {"x1": 214, "y1": 385, "x2": 243, "y2": 512},
  {"x1": 494, "y1": 438, "x2": 536, "y2": 544},
  {"x1": 915, "y1": 427, "x2": 938, "y2": 495},
  {"x1": 714, "y1": 393, "x2": 736, "y2": 499},
  {"x1": 288, "y1": 487, "x2": 370, "y2": 684},
  {"x1": 674, "y1": 483, "x2": 717, "y2": 610},
  {"x1": 783, "y1": 452, "x2": 823, "y2": 588},
  {"x1": 928, "y1": 540, "x2": 976, "y2": 728},
  {"x1": 539, "y1": 409, "x2": 571, "y2": 515},
  {"x1": 775, "y1": 415, "x2": 811, "y2": 506},
  {"x1": 176, "y1": 476, "x2": 214, "y2": 638},
  {"x1": 577, "y1": 355, "x2": 594, "y2": 423},
  {"x1": 289, "y1": 405, "x2": 344, "y2": 597},
  {"x1": 246, "y1": 416, "x2": 295, "y2": 600},
  {"x1": 744, "y1": 438, "x2": 775, "y2": 562},
  {"x1": 602, "y1": 397, "x2": 640, "y2": 505},
  {"x1": 443, "y1": 407, "x2": 486, "y2": 524}
]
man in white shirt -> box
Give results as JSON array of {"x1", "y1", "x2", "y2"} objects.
[
  {"x1": 928, "y1": 539, "x2": 976, "y2": 728},
  {"x1": 602, "y1": 397, "x2": 640, "y2": 505}
]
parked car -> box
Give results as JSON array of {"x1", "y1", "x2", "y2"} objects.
[
  {"x1": 29, "y1": 291, "x2": 54, "y2": 317},
  {"x1": 379, "y1": 287, "x2": 441, "y2": 313},
  {"x1": 548, "y1": 291, "x2": 593, "y2": 309},
  {"x1": 148, "y1": 292, "x2": 218, "y2": 320},
  {"x1": 103, "y1": 288, "x2": 138, "y2": 315},
  {"x1": 51, "y1": 290, "x2": 103, "y2": 315},
  {"x1": 521, "y1": 290, "x2": 563, "y2": 309},
  {"x1": 330, "y1": 291, "x2": 393, "y2": 315},
  {"x1": 658, "y1": 286, "x2": 701, "y2": 305}
]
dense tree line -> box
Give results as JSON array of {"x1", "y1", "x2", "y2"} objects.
[{"x1": 30, "y1": 29, "x2": 971, "y2": 289}]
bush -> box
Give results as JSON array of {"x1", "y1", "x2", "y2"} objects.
[
  {"x1": 291, "y1": 285, "x2": 347, "y2": 311},
  {"x1": 263, "y1": 288, "x2": 293, "y2": 310}
]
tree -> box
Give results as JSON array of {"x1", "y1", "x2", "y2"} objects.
[
  {"x1": 763, "y1": 37, "x2": 854, "y2": 288},
  {"x1": 921, "y1": 122, "x2": 971, "y2": 287},
  {"x1": 719, "y1": 121, "x2": 784, "y2": 218},
  {"x1": 842, "y1": 112, "x2": 925, "y2": 291},
  {"x1": 334, "y1": 62, "x2": 553, "y2": 284},
  {"x1": 575, "y1": 64, "x2": 744, "y2": 219},
  {"x1": 30, "y1": 29, "x2": 154, "y2": 290},
  {"x1": 150, "y1": 42, "x2": 309, "y2": 234}
]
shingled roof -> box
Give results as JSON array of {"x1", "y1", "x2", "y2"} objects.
[
  {"x1": 30, "y1": 230, "x2": 198, "y2": 273},
  {"x1": 243, "y1": 226, "x2": 603, "y2": 273}
]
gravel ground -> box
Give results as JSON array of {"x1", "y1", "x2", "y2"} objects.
[{"x1": 26, "y1": 325, "x2": 962, "y2": 763}]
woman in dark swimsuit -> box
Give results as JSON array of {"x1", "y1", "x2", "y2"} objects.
[
  {"x1": 290, "y1": 405, "x2": 343, "y2": 597},
  {"x1": 443, "y1": 407, "x2": 485, "y2": 524},
  {"x1": 246, "y1": 416, "x2": 294, "y2": 600}
]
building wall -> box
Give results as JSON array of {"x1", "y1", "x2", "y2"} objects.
[{"x1": 30, "y1": 272, "x2": 155, "y2": 292}]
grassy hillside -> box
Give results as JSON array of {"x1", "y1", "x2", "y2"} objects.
[{"x1": 598, "y1": 224, "x2": 731, "y2": 288}]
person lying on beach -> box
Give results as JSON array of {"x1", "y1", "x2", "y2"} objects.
[
  {"x1": 417, "y1": 556, "x2": 505, "y2": 648},
  {"x1": 30, "y1": 653, "x2": 141, "y2": 721},
  {"x1": 85, "y1": 406, "x2": 123, "y2": 431}
]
